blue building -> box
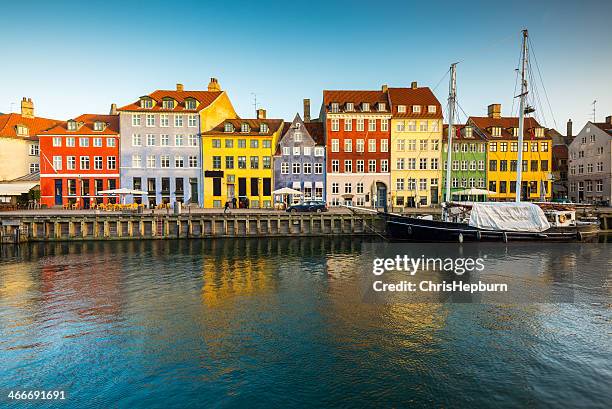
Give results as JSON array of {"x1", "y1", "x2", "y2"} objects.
[{"x1": 273, "y1": 112, "x2": 325, "y2": 202}]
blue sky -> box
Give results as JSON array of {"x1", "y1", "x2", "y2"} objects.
[{"x1": 2, "y1": 0, "x2": 611, "y2": 131}]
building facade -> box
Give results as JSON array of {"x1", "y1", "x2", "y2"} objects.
[
  {"x1": 568, "y1": 116, "x2": 612, "y2": 204},
  {"x1": 441, "y1": 124, "x2": 488, "y2": 201},
  {"x1": 39, "y1": 114, "x2": 120, "y2": 208},
  {"x1": 118, "y1": 80, "x2": 237, "y2": 207},
  {"x1": 202, "y1": 111, "x2": 283, "y2": 208},
  {"x1": 470, "y1": 104, "x2": 553, "y2": 201},
  {"x1": 322, "y1": 88, "x2": 391, "y2": 208},
  {"x1": 388, "y1": 84, "x2": 443, "y2": 207},
  {"x1": 273, "y1": 113, "x2": 325, "y2": 202},
  {"x1": 0, "y1": 98, "x2": 60, "y2": 181}
]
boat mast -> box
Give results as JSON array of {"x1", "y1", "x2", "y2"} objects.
[
  {"x1": 444, "y1": 63, "x2": 457, "y2": 220},
  {"x1": 516, "y1": 29, "x2": 529, "y2": 202}
]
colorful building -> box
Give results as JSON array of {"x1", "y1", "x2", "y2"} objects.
[
  {"x1": 568, "y1": 116, "x2": 612, "y2": 204},
  {"x1": 117, "y1": 79, "x2": 237, "y2": 207},
  {"x1": 388, "y1": 83, "x2": 443, "y2": 207},
  {"x1": 201, "y1": 110, "x2": 284, "y2": 208},
  {"x1": 441, "y1": 124, "x2": 488, "y2": 201},
  {"x1": 469, "y1": 104, "x2": 553, "y2": 201},
  {"x1": 39, "y1": 114, "x2": 120, "y2": 208},
  {"x1": 322, "y1": 88, "x2": 391, "y2": 207},
  {"x1": 273, "y1": 112, "x2": 325, "y2": 202},
  {"x1": 0, "y1": 97, "x2": 60, "y2": 181}
]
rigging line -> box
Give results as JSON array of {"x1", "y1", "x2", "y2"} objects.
[
  {"x1": 511, "y1": 42, "x2": 522, "y2": 117},
  {"x1": 528, "y1": 37, "x2": 558, "y2": 130},
  {"x1": 455, "y1": 32, "x2": 517, "y2": 65},
  {"x1": 527, "y1": 60, "x2": 546, "y2": 127}
]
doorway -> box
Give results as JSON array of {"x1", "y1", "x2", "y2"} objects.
[{"x1": 54, "y1": 179, "x2": 62, "y2": 205}]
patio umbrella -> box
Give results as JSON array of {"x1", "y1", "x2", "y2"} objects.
[
  {"x1": 272, "y1": 187, "x2": 303, "y2": 195},
  {"x1": 453, "y1": 188, "x2": 497, "y2": 196}
]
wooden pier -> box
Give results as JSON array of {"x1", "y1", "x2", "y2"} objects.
[{"x1": 0, "y1": 212, "x2": 386, "y2": 243}]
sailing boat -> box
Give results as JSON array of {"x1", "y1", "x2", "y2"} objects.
[{"x1": 383, "y1": 30, "x2": 599, "y2": 242}]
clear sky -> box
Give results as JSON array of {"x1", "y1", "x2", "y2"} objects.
[{"x1": 2, "y1": 0, "x2": 611, "y2": 132}]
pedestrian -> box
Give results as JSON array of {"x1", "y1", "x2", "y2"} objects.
[
  {"x1": 224, "y1": 201, "x2": 230, "y2": 214},
  {"x1": 232, "y1": 197, "x2": 237, "y2": 209}
]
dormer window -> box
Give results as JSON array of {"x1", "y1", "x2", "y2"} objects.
[
  {"x1": 93, "y1": 121, "x2": 105, "y2": 131},
  {"x1": 16, "y1": 125, "x2": 29, "y2": 136},
  {"x1": 362, "y1": 102, "x2": 370, "y2": 112},
  {"x1": 67, "y1": 120, "x2": 78, "y2": 131},
  {"x1": 535, "y1": 127, "x2": 544, "y2": 137},
  {"x1": 412, "y1": 105, "x2": 421, "y2": 113},
  {"x1": 428, "y1": 105, "x2": 436, "y2": 113},
  {"x1": 397, "y1": 105, "x2": 406, "y2": 113},
  {"x1": 331, "y1": 103, "x2": 339, "y2": 113},
  {"x1": 241, "y1": 123, "x2": 250, "y2": 133},
  {"x1": 464, "y1": 126, "x2": 473, "y2": 138},
  {"x1": 224, "y1": 123, "x2": 234, "y2": 133},
  {"x1": 377, "y1": 102, "x2": 386, "y2": 111},
  {"x1": 185, "y1": 99, "x2": 197, "y2": 110},
  {"x1": 491, "y1": 127, "x2": 501, "y2": 137},
  {"x1": 346, "y1": 102, "x2": 354, "y2": 112},
  {"x1": 260, "y1": 123, "x2": 269, "y2": 133},
  {"x1": 513, "y1": 127, "x2": 519, "y2": 137},
  {"x1": 140, "y1": 98, "x2": 153, "y2": 109},
  {"x1": 162, "y1": 99, "x2": 175, "y2": 109}
]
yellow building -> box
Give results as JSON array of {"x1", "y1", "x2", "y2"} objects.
[
  {"x1": 470, "y1": 104, "x2": 553, "y2": 201},
  {"x1": 198, "y1": 78, "x2": 239, "y2": 132},
  {"x1": 388, "y1": 84, "x2": 443, "y2": 207},
  {"x1": 202, "y1": 110, "x2": 284, "y2": 208}
]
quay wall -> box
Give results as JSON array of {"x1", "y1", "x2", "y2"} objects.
[{"x1": 0, "y1": 212, "x2": 386, "y2": 243}]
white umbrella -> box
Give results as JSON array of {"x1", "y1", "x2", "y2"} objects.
[
  {"x1": 272, "y1": 187, "x2": 303, "y2": 195},
  {"x1": 98, "y1": 188, "x2": 148, "y2": 204},
  {"x1": 454, "y1": 188, "x2": 496, "y2": 196}
]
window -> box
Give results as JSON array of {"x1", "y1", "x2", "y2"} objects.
[
  {"x1": 478, "y1": 160, "x2": 485, "y2": 171},
  {"x1": 331, "y1": 139, "x2": 339, "y2": 152},
  {"x1": 175, "y1": 156, "x2": 184, "y2": 168},
  {"x1": 303, "y1": 163, "x2": 312, "y2": 174},
  {"x1": 331, "y1": 182, "x2": 339, "y2": 194},
  {"x1": 174, "y1": 115, "x2": 183, "y2": 127},
  {"x1": 132, "y1": 154, "x2": 142, "y2": 168},
  {"x1": 489, "y1": 142, "x2": 497, "y2": 152},
  {"x1": 357, "y1": 118, "x2": 364, "y2": 131},
  {"x1": 175, "y1": 134, "x2": 184, "y2": 146},
  {"x1": 52, "y1": 137, "x2": 62, "y2": 147},
  {"x1": 419, "y1": 121, "x2": 428, "y2": 132},
  {"x1": 331, "y1": 118, "x2": 339, "y2": 131},
  {"x1": 80, "y1": 156, "x2": 90, "y2": 170},
  {"x1": 344, "y1": 139, "x2": 352, "y2": 152},
  {"x1": 146, "y1": 134, "x2": 156, "y2": 146},
  {"x1": 431, "y1": 158, "x2": 439, "y2": 170},
  {"x1": 500, "y1": 160, "x2": 508, "y2": 171},
  {"x1": 378, "y1": 102, "x2": 386, "y2": 111},
  {"x1": 407, "y1": 140, "x2": 416, "y2": 151},
  {"x1": 52, "y1": 156, "x2": 62, "y2": 170},
  {"x1": 160, "y1": 114, "x2": 169, "y2": 127},
  {"x1": 396, "y1": 178, "x2": 404, "y2": 191},
  {"x1": 224, "y1": 123, "x2": 234, "y2": 133},
  {"x1": 452, "y1": 160, "x2": 459, "y2": 171},
  {"x1": 419, "y1": 139, "x2": 428, "y2": 150},
  {"x1": 432, "y1": 140, "x2": 439, "y2": 151},
  {"x1": 531, "y1": 160, "x2": 538, "y2": 172},
  {"x1": 428, "y1": 105, "x2": 436, "y2": 113},
  {"x1": 132, "y1": 114, "x2": 141, "y2": 126},
  {"x1": 225, "y1": 156, "x2": 234, "y2": 169},
  {"x1": 292, "y1": 163, "x2": 301, "y2": 174},
  {"x1": 541, "y1": 142, "x2": 549, "y2": 152},
  {"x1": 367, "y1": 119, "x2": 377, "y2": 132},
  {"x1": 412, "y1": 105, "x2": 421, "y2": 113},
  {"x1": 314, "y1": 147, "x2": 324, "y2": 157},
  {"x1": 146, "y1": 114, "x2": 155, "y2": 127},
  {"x1": 16, "y1": 125, "x2": 29, "y2": 136},
  {"x1": 250, "y1": 156, "x2": 259, "y2": 169},
  {"x1": 64, "y1": 137, "x2": 75, "y2": 147},
  {"x1": 66, "y1": 156, "x2": 76, "y2": 170},
  {"x1": 29, "y1": 163, "x2": 39, "y2": 173},
  {"x1": 597, "y1": 162, "x2": 603, "y2": 172},
  {"x1": 407, "y1": 178, "x2": 416, "y2": 190},
  {"x1": 160, "y1": 155, "x2": 170, "y2": 168},
  {"x1": 419, "y1": 178, "x2": 427, "y2": 191},
  {"x1": 489, "y1": 160, "x2": 497, "y2": 171},
  {"x1": 408, "y1": 120, "x2": 416, "y2": 132},
  {"x1": 331, "y1": 103, "x2": 339, "y2": 113},
  {"x1": 160, "y1": 134, "x2": 169, "y2": 146},
  {"x1": 238, "y1": 139, "x2": 247, "y2": 148},
  {"x1": 344, "y1": 183, "x2": 352, "y2": 194},
  {"x1": 106, "y1": 138, "x2": 116, "y2": 148},
  {"x1": 596, "y1": 180, "x2": 603, "y2": 192},
  {"x1": 282, "y1": 146, "x2": 290, "y2": 155},
  {"x1": 281, "y1": 162, "x2": 289, "y2": 174},
  {"x1": 293, "y1": 147, "x2": 300, "y2": 156},
  {"x1": 397, "y1": 105, "x2": 406, "y2": 113},
  {"x1": 94, "y1": 156, "x2": 103, "y2": 170},
  {"x1": 362, "y1": 103, "x2": 370, "y2": 112},
  {"x1": 368, "y1": 139, "x2": 376, "y2": 152},
  {"x1": 132, "y1": 134, "x2": 141, "y2": 146},
  {"x1": 500, "y1": 142, "x2": 508, "y2": 152},
  {"x1": 587, "y1": 163, "x2": 593, "y2": 173},
  {"x1": 381, "y1": 119, "x2": 388, "y2": 131},
  {"x1": 147, "y1": 155, "x2": 156, "y2": 168},
  {"x1": 356, "y1": 160, "x2": 364, "y2": 173},
  {"x1": 241, "y1": 123, "x2": 250, "y2": 133},
  {"x1": 250, "y1": 140, "x2": 259, "y2": 149},
  {"x1": 212, "y1": 139, "x2": 221, "y2": 148},
  {"x1": 541, "y1": 160, "x2": 549, "y2": 171},
  {"x1": 260, "y1": 123, "x2": 269, "y2": 133},
  {"x1": 303, "y1": 146, "x2": 312, "y2": 156},
  {"x1": 188, "y1": 134, "x2": 198, "y2": 146},
  {"x1": 238, "y1": 156, "x2": 247, "y2": 168},
  {"x1": 188, "y1": 115, "x2": 197, "y2": 127},
  {"x1": 380, "y1": 139, "x2": 388, "y2": 152},
  {"x1": 396, "y1": 121, "x2": 406, "y2": 132},
  {"x1": 344, "y1": 160, "x2": 352, "y2": 172},
  {"x1": 451, "y1": 178, "x2": 458, "y2": 188},
  {"x1": 420, "y1": 158, "x2": 427, "y2": 170},
  {"x1": 29, "y1": 144, "x2": 39, "y2": 156},
  {"x1": 212, "y1": 156, "x2": 222, "y2": 169},
  {"x1": 344, "y1": 118, "x2": 352, "y2": 131},
  {"x1": 491, "y1": 127, "x2": 501, "y2": 137},
  {"x1": 315, "y1": 163, "x2": 323, "y2": 174},
  {"x1": 332, "y1": 160, "x2": 339, "y2": 172},
  {"x1": 397, "y1": 158, "x2": 405, "y2": 170}
]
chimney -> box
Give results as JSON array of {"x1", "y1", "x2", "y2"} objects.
[
  {"x1": 487, "y1": 103, "x2": 501, "y2": 119},
  {"x1": 257, "y1": 108, "x2": 266, "y2": 119},
  {"x1": 21, "y1": 97, "x2": 34, "y2": 119},
  {"x1": 606, "y1": 115, "x2": 612, "y2": 125},
  {"x1": 303, "y1": 98, "x2": 311, "y2": 122},
  {"x1": 110, "y1": 103, "x2": 117, "y2": 115},
  {"x1": 566, "y1": 119, "x2": 572, "y2": 138},
  {"x1": 381, "y1": 84, "x2": 388, "y2": 93},
  {"x1": 411, "y1": 81, "x2": 418, "y2": 89},
  {"x1": 176, "y1": 83, "x2": 184, "y2": 92},
  {"x1": 207, "y1": 77, "x2": 221, "y2": 92}
]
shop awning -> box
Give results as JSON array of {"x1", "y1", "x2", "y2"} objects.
[
  {"x1": 0, "y1": 182, "x2": 38, "y2": 196},
  {"x1": 292, "y1": 181, "x2": 301, "y2": 189},
  {"x1": 304, "y1": 181, "x2": 312, "y2": 188},
  {"x1": 315, "y1": 181, "x2": 324, "y2": 188}
]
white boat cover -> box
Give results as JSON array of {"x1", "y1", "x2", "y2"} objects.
[{"x1": 468, "y1": 202, "x2": 551, "y2": 232}]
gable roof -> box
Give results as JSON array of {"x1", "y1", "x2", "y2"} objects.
[
  {"x1": 118, "y1": 89, "x2": 223, "y2": 113},
  {"x1": 388, "y1": 87, "x2": 443, "y2": 119},
  {"x1": 592, "y1": 121, "x2": 612, "y2": 135},
  {"x1": 203, "y1": 118, "x2": 284, "y2": 137},
  {"x1": 39, "y1": 114, "x2": 119, "y2": 136},
  {"x1": 0, "y1": 113, "x2": 61, "y2": 140},
  {"x1": 469, "y1": 116, "x2": 551, "y2": 140},
  {"x1": 305, "y1": 122, "x2": 324, "y2": 145},
  {"x1": 322, "y1": 90, "x2": 389, "y2": 113}
]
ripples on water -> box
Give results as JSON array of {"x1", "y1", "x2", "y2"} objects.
[{"x1": 0, "y1": 238, "x2": 610, "y2": 409}]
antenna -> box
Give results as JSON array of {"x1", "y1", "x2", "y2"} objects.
[
  {"x1": 592, "y1": 100, "x2": 597, "y2": 122},
  {"x1": 251, "y1": 93, "x2": 259, "y2": 111}
]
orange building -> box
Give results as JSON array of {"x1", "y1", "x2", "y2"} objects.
[{"x1": 39, "y1": 113, "x2": 120, "y2": 208}]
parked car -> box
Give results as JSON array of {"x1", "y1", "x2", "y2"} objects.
[{"x1": 286, "y1": 201, "x2": 327, "y2": 213}]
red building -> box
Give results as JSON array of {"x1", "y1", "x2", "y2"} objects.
[
  {"x1": 39, "y1": 114, "x2": 120, "y2": 208},
  {"x1": 322, "y1": 88, "x2": 391, "y2": 207}
]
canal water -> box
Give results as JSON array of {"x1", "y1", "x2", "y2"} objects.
[{"x1": 0, "y1": 238, "x2": 610, "y2": 408}]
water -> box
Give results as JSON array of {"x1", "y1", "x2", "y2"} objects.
[{"x1": 0, "y1": 238, "x2": 610, "y2": 408}]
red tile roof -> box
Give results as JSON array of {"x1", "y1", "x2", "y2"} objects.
[
  {"x1": 305, "y1": 121, "x2": 324, "y2": 146},
  {"x1": 441, "y1": 124, "x2": 486, "y2": 142},
  {"x1": 0, "y1": 113, "x2": 61, "y2": 141},
  {"x1": 592, "y1": 121, "x2": 612, "y2": 134},
  {"x1": 322, "y1": 90, "x2": 389, "y2": 113},
  {"x1": 118, "y1": 90, "x2": 223, "y2": 112},
  {"x1": 388, "y1": 87, "x2": 443, "y2": 119},
  {"x1": 39, "y1": 114, "x2": 119, "y2": 136},
  {"x1": 468, "y1": 116, "x2": 551, "y2": 140},
  {"x1": 203, "y1": 118, "x2": 284, "y2": 137}
]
